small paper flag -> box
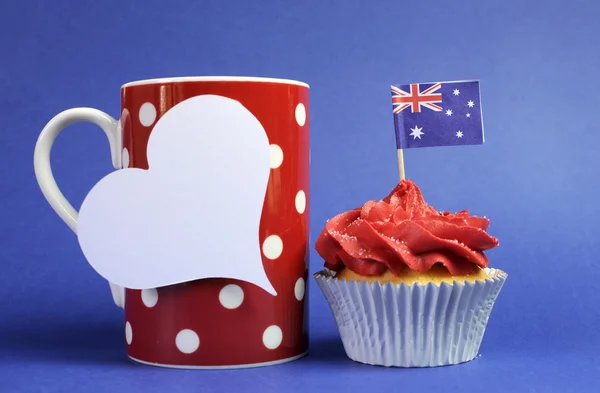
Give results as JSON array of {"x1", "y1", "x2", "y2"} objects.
[{"x1": 391, "y1": 80, "x2": 484, "y2": 149}]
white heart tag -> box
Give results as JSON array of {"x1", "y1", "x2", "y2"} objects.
[{"x1": 76, "y1": 94, "x2": 276, "y2": 295}]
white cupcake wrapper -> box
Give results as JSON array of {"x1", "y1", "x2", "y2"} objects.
[{"x1": 314, "y1": 268, "x2": 507, "y2": 367}]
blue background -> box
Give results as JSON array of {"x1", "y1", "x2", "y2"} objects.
[{"x1": 1, "y1": 0, "x2": 599, "y2": 391}]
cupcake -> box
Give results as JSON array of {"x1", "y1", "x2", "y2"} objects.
[{"x1": 314, "y1": 179, "x2": 507, "y2": 367}]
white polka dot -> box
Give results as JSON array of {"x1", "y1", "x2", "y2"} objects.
[
  {"x1": 270, "y1": 144, "x2": 284, "y2": 168},
  {"x1": 175, "y1": 329, "x2": 200, "y2": 354},
  {"x1": 122, "y1": 148, "x2": 130, "y2": 169},
  {"x1": 295, "y1": 103, "x2": 306, "y2": 126},
  {"x1": 139, "y1": 102, "x2": 157, "y2": 127},
  {"x1": 294, "y1": 277, "x2": 305, "y2": 301},
  {"x1": 219, "y1": 284, "x2": 244, "y2": 309},
  {"x1": 295, "y1": 190, "x2": 306, "y2": 214},
  {"x1": 263, "y1": 325, "x2": 283, "y2": 349},
  {"x1": 141, "y1": 288, "x2": 158, "y2": 308},
  {"x1": 125, "y1": 321, "x2": 133, "y2": 345},
  {"x1": 262, "y1": 235, "x2": 283, "y2": 260}
]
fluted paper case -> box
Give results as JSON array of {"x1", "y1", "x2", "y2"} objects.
[{"x1": 314, "y1": 268, "x2": 507, "y2": 367}]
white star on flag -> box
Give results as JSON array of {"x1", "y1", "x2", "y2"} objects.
[
  {"x1": 467, "y1": 100, "x2": 475, "y2": 108},
  {"x1": 445, "y1": 109, "x2": 453, "y2": 116},
  {"x1": 466, "y1": 113, "x2": 471, "y2": 118},
  {"x1": 453, "y1": 89, "x2": 460, "y2": 96},
  {"x1": 409, "y1": 125, "x2": 424, "y2": 139},
  {"x1": 456, "y1": 131, "x2": 463, "y2": 138}
]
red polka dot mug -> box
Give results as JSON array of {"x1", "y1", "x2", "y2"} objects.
[{"x1": 33, "y1": 77, "x2": 310, "y2": 368}]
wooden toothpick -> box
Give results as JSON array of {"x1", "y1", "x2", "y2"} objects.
[{"x1": 397, "y1": 148, "x2": 406, "y2": 181}]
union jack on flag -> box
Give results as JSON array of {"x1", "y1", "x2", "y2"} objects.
[
  {"x1": 391, "y1": 83, "x2": 443, "y2": 114},
  {"x1": 391, "y1": 80, "x2": 485, "y2": 149}
]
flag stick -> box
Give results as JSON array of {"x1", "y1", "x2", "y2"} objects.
[{"x1": 397, "y1": 148, "x2": 406, "y2": 181}]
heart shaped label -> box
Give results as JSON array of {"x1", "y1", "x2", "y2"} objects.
[{"x1": 77, "y1": 94, "x2": 276, "y2": 295}]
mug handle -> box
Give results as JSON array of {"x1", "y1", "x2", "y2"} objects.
[{"x1": 33, "y1": 108, "x2": 126, "y2": 308}]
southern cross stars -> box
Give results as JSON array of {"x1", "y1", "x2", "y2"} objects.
[
  {"x1": 466, "y1": 113, "x2": 471, "y2": 118},
  {"x1": 456, "y1": 131, "x2": 463, "y2": 138},
  {"x1": 467, "y1": 100, "x2": 475, "y2": 108},
  {"x1": 410, "y1": 125, "x2": 424, "y2": 139},
  {"x1": 453, "y1": 89, "x2": 460, "y2": 96}
]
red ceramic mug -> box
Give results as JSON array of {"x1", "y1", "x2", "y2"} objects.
[{"x1": 33, "y1": 76, "x2": 310, "y2": 368}]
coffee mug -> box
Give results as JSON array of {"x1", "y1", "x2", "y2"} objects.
[{"x1": 34, "y1": 76, "x2": 310, "y2": 368}]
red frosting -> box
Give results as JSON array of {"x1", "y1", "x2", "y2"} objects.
[{"x1": 315, "y1": 180, "x2": 499, "y2": 276}]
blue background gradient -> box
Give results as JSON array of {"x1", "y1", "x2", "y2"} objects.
[{"x1": 1, "y1": 0, "x2": 599, "y2": 391}]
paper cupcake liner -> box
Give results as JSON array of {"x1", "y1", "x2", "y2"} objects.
[{"x1": 314, "y1": 268, "x2": 507, "y2": 367}]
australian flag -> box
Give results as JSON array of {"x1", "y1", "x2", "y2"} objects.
[{"x1": 391, "y1": 80, "x2": 484, "y2": 149}]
